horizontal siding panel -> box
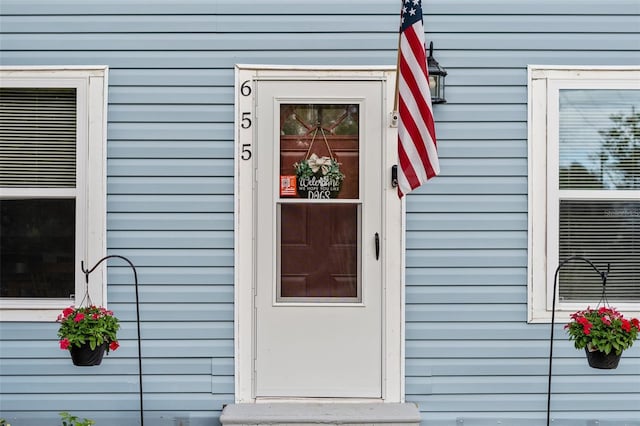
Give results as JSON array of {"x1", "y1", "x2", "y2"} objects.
[
  {"x1": 107, "y1": 302, "x2": 233, "y2": 322},
  {"x1": 407, "y1": 231, "x2": 526, "y2": 250},
  {"x1": 408, "y1": 394, "x2": 640, "y2": 414},
  {"x1": 107, "y1": 177, "x2": 231, "y2": 195},
  {"x1": 438, "y1": 140, "x2": 526, "y2": 159},
  {"x1": 406, "y1": 249, "x2": 527, "y2": 268},
  {"x1": 102, "y1": 249, "x2": 233, "y2": 267},
  {"x1": 0, "y1": 339, "x2": 233, "y2": 359},
  {"x1": 406, "y1": 357, "x2": 640, "y2": 377},
  {"x1": 108, "y1": 141, "x2": 233, "y2": 159},
  {"x1": 1, "y1": 320, "x2": 232, "y2": 340},
  {"x1": 406, "y1": 267, "x2": 526, "y2": 286},
  {"x1": 439, "y1": 159, "x2": 527, "y2": 176},
  {"x1": 0, "y1": 393, "x2": 232, "y2": 413},
  {"x1": 406, "y1": 303, "x2": 526, "y2": 323},
  {"x1": 2, "y1": 33, "x2": 403, "y2": 51},
  {"x1": 109, "y1": 86, "x2": 232, "y2": 105},
  {"x1": 108, "y1": 123, "x2": 233, "y2": 141},
  {"x1": 407, "y1": 213, "x2": 528, "y2": 231},
  {"x1": 108, "y1": 195, "x2": 234, "y2": 212},
  {"x1": 430, "y1": 33, "x2": 640, "y2": 50},
  {"x1": 425, "y1": 15, "x2": 640, "y2": 33},
  {"x1": 110, "y1": 284, "x2": 234, "y2": 304},
  {"x1": 448, "y1": 69, "x2": 526, "y2": 87},
  {"x1": 406, "y1": 321, "x2": 545, "y2": 341},
  {"x1": 409, "y1": 177, "x2": 526, "y2": 195},
  {"x1": 108, "y1": 158, "x2": 233, "y2": 177},
  {"x1": 110, "y1": 69, "x2": 233, "y2": 86},
  {"x1": 107, "y1": 266, "x2": 233, "y2": 285},
  {"x1": 109, "y1": 105, "x2": 232, "y2": 123},
  {"x1": 5, "y1": 33, "x2": 638, "y2": 52},
  {"x1": 108, "y1": 212, "x2": 233, "y2": 230},
  {"x1": 0, "y1": 412, "x2": 226, "y2": 426},
  {"x1": 444, "y1": 86, "x2": 527, "y2": 105},
  {"x1": 121, "y1": 322, "x2": 232, "y2": 340},
  {"x1": 108, "y1": 230, "x2": 233, "y2": 249},
  {"x1": 436, "y1": 105, "x2": 526, "y2": 122},
  {"x1": 406, "y1": 340, "x2": 605, "y2": 359},
  {"x1": 3, "y1": 374, "x2": 220, "y2": 394},
  {"x1": 406, "y1": 195, "x2": 527, "y2": 213},
  {"x1": 1, "y1": 50, "x2": 636, "y2": 69},
  {"x1": 3, "y1": 15, "x2": 639, "y2": 34},
  {"x1": 406, "y1": 285, "x2": 525, "y2": 305},
  {"x1": 1, "y1": 0, "x2": 638, "y2": 15},
  {"x1": 0, "y1": 357, "x2": 220, "y2": 376},
  {"x1": 406, "y1": 375, "x2": 640, "y2": 396}
]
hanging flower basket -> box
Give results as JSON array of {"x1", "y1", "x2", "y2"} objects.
[
  {"x1": 565, "y1": 306, "x2": 639, "y2": 370},
  {"x1": 57, "y1": 305, "x2": 120, "y2": 366},
  {"x1": 293, "y1": 127, "x2": 345, "y2": 199}
]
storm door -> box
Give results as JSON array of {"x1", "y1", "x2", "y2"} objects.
[{"x1": 254, "y1": 80, "x2": 383, "y2": 398}]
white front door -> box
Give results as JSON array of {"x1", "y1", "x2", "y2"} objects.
[{"x1": 254, "y1": 79, "x2": 384, "y2": 398}]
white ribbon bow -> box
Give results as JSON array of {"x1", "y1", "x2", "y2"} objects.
[{"x1": 307, "y1": 153, "x2": 333, "y2": 175}]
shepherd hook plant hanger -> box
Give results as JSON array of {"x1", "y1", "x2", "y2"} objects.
[
  {"x1": 82, "y1": 255, "x2": 144, "y2": 426},
  {"x1": 546, "y1": 255, "x2": 609, "y2": 426}
]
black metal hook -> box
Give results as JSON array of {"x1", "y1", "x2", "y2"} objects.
[
  {"x1": 547, "y1": 255, "x2": 610, "y2": 426},
  {"x1": 82, "y1": 255, "x2": 144, "y2": 426}
]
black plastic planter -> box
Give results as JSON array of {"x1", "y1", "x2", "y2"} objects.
[
  {"x1": 585, "y1": 347, "x2": 621, "y2": 369},
  {"x1": 69, "y1": 343, "x2": 107, "y2": 366}
]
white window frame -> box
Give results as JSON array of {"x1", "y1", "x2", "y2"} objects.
[
  {"x1": 0, "y1": 66, "x2": 108, "y2": 321},
  {"x1": 528, "y1": 65, "x2": 640, "y2": 323}
]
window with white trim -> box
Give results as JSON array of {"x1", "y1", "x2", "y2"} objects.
[
  {"x1": 0, "y1": 67, "x2": 107, "y2": 321},
  {"x1": 528, "y1": 66, "x2": 640, "y2": 322}
]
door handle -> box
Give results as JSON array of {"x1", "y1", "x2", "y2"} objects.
[{"x1": 375, "y1": 233, "x2": 380, "y2": 260}]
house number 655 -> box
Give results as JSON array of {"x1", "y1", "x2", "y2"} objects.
[{"x1": 239, "y1": 80, "x2": 252, "y2": 161}]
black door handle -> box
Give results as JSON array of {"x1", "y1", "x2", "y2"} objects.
[{"x1": 375, "y1": 232, "x2": 380, "y2": 260}]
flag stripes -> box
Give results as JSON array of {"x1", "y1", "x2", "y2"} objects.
[{"x1": 397, "y1": 0, "x2": 439, "y2": 198}]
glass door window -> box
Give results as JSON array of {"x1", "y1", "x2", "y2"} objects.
[{"x1": 278, "y1": 104, "x2": 361, "y2": 301}]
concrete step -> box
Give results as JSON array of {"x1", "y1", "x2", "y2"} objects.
[{"x1": 220, "y1": 402, "x2": 421, "y2": 426}]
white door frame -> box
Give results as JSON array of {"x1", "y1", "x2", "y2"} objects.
[{"x1": 234, "y1": 65, "x2": 405, "y2": 403}]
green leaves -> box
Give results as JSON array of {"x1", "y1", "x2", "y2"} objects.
[{"x1": 60, "y1": 412, "x2": 95, "y2": 426}]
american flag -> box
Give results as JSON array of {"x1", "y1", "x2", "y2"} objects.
[{"x1": 397, "y1": 0, "x2": 440, "y2": 198}]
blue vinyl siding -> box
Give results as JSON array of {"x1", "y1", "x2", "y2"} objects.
[{"x1": 1, "y1": 0, "x2": 639, "y2": 425}]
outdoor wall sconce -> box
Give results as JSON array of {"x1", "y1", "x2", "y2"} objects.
[{"x1": 427, "y1": 41, "x2": 447, "y2": 104}]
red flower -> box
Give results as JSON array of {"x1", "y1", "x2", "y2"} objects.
[
  {"x1": 601, "y1": 315, "x2": 611, "y2": 326},
  {"x1": 74, "y1": 313, "x2": 85, "y2": 322},
  {"x1": 621, "y1": 319, "x2": 631, "y2": 333},
  {"x1": 62, "y1": 307, "x2": 74, "y2": 318},
  {"x1": 59, "y1": 338, "x2": 70, "y2": 350},
  {"x1": 577, "y1": 317, "x2": 592, "y2": 335},
  {"x1": 632, "y1": 318, "x2": 640, "y2": 329},
  {"x1": 109, "y1": 341, "x2": 120, "y2": 351},
  {"x1": 92, "y1": 313, "x2": 100, "y2": 320}
]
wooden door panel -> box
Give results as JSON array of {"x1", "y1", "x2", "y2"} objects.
[{"x1": 280, "y1": 204, "x2": 358, "y2": 298}]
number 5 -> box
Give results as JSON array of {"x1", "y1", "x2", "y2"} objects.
[{"x1": 241, "y1": 144, "x2": 252, "y2": 160}]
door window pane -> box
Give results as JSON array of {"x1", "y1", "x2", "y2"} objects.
[
  {"x1": 0, "y1": 199, "x2": 75, "y2": 298},
  {"x1": 279, "y1": 104, "x2": 359, "y2": 199},
  {"x1": 279, "y1": 203, "x2": 359, "y2": 299}
]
